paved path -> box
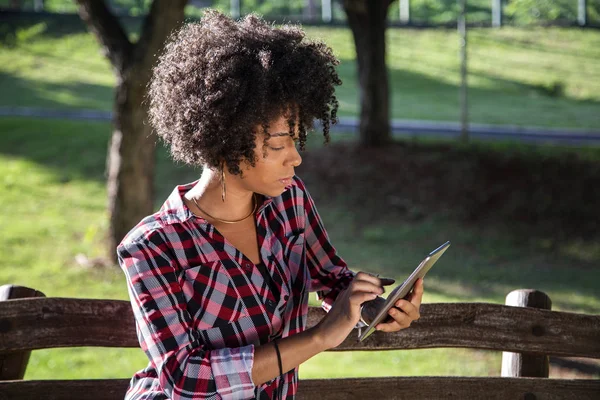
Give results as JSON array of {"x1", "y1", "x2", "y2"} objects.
[{"x1": 2, "y1": 106, "x2": 599, "y2": 145}]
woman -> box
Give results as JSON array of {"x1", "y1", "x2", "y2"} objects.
[{"x1": 117, "y1": 10, "x2": 423, "y2": 400}]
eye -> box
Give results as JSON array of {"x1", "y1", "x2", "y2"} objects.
[{"x1": 269, "y1": 146, "x2": 285, "y2": 151}]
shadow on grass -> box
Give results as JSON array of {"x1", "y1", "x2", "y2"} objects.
[
  {"x1": 468, "y1": 29, "x2": 600, "y2": 60},
  {"x1": 0, "y1": 117, "x2": 198, "y2": 208},
  {"x1": 0, "y1": 12, "x2": 89, "y2": 43},
  {"x1": 383, "y1": 63, "x2": 600, "y2": 127},
  {"x1": 0, "y1": 71, "x2": 113, "y2": 110},
  {"x1": 1, "y1": 21, "x2": 599, "y2": 128},
  {"x1": 0, "y1": 11, "x2": 143, "y2": 44}
]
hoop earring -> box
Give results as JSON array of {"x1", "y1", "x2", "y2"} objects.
[{"x1": 221, "y1": 164, "x2": 226, "y2": 202}]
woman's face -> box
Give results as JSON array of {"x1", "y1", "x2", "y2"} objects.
[{"x1": 235, "y1": 114, "x2": 303, "y2": 198}]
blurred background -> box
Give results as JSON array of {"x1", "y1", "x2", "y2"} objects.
[{"x1": 1, "y1": 0, "x2": 599, "y2": 383}]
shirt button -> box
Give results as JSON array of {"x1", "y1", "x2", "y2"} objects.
[
  {"x1": 284, "y1": 295, "x2": 289, "y2": 302},
  {"x1": 267, "y1": 299, "x2": 275, "y2": 308}
]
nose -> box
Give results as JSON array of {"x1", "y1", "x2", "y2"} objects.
[{"x1": 287, "y1": 145, "x2": 302, "y2": 168}]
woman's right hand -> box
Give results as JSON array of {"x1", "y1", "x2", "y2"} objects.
[{"x1": 312, "y1": 272, "x2": 394, "y2": 350}]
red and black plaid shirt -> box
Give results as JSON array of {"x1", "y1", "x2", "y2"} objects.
[{"x1": 117, "y1": 176, "x2": 355, "y2": 399}]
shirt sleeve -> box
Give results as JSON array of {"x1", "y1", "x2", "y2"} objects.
[
  {"x1": 117, "y1": 232, "x2": 256, "y2": 400},
  {"x1": 296, "y1": 178, "x2": 356, "y2": 312}
]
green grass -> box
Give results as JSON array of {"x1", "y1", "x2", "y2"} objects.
[
  {"x1": 1, "y1": 117, "x2": 598, "y2": 380},
  {"x1": 1, "y1": 16, "x2": 600, "y2": 129}
]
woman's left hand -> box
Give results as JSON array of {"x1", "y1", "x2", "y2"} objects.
[{"x1": 374, "y1": 278, "x2": 424, "y2": 332}]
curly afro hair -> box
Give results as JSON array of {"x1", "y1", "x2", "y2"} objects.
[{"x1": 148, "y1": 10, "x2": 342, "y2": 175}]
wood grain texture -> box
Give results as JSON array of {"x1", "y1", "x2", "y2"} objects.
[
  {"x1": 312, "y1": 302, "x2": 600, "y2": 358},
  {"x1": 1, "y1": 377, "x2": 599, "y2": 400},
  {"x1": 0, "y1": 298, "x2": 137, "y2": 350},
  {"x1": 1, "y1": 299, "x2": 599, "y2": 358}
]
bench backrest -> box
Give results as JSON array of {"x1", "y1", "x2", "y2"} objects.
[{"x1": 1, "y1": 285, "x2": 599, "y2": 399}]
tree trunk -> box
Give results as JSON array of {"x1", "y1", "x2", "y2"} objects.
[
  {"x1": 9, "y1": 0, "x2": 23, "y2": 10},
  {"x1": 107, "y1": 75, "x2": 155, "y2": 255},
  {"x1": 343, "y1": 0, "x2": 393, "y2": 147},
  {"x1": 76, "y1": 0, "x2": 187, "y2": 261}
]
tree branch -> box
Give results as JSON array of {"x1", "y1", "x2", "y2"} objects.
[{"x1": 75, "y1": 0, "x2": 133, "y2": 73}]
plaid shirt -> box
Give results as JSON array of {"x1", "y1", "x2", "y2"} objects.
[{"x1": 117, "y1": 176, "x2": 355, "y2": 399}]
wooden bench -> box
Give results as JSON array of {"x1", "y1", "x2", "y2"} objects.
[{"x1": 1, "y1": 284, "x2": 599, "y2": 399}]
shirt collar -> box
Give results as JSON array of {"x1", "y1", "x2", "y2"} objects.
[{"x1": 157, "y1": 179, "x2": 296, "y2": 225}]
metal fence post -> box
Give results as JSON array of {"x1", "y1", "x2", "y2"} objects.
[
  {"x1": 578, "y1": 0, "x2": 587, "y2": 26},
  {"x1": 231, "y1": 0, "x2": 240, "y2": 19},
  {"x1": 322, "y1": 0, "x2": 332, "y2": 23},
  {"x1": 492, "y1": 0, "x2": 502, "y2": 27},
  {"x1": 399, "y1": 0, "x2": 410, "y2": 25},
  {"x1": 458, "y1": 0, "x2": 469, "y2": 142}
]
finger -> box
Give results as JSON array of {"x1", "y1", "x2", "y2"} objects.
[
  {"x1": 405, "y1": 278, "x2": 424, "y2": 309},
  {"x1": 375, "y1": 320, "x2": 402, "y2": 333},
  {"x1": 349, "y1": 291, "x2": 379, "y2": 306},
  {"x1": 350, "y1": 280, "x2": 385, "y2": 296},
  {"x1": 355, "y1": 271, "x2": 396, "y2": 288},
  {"x1": 354, "y1": 271, "x2": 382, "y2": 285},
  {"x1": 394, "y1": 299, "x2": 420, "y2": 321},
  {"x1": 376, "y1": 308, "x2": 412, "y2": 332}
]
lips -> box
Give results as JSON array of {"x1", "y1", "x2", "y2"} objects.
[{"x1": 279, "y1": 176, "x2": 294, "y2": 185}]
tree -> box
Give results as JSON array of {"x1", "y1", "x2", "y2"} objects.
[
  {"x1": 342, "y1": 0, "x2": 394, "y2": 147},
  {"x1": 75, "y1": 0, "x2": 188, "y2": 260}
]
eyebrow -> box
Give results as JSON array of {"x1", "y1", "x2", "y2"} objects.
[{"x1": 267, "y1": 132, "x2": 294, "y2": 138}]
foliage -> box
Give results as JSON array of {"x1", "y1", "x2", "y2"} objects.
[
  {"x1": 505, "y1": 0, "x2": 577, "y2": 24},
  {"x1": 2, "y1": 0, "x2": 600, "y2": 25}
]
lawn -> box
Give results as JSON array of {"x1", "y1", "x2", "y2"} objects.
[
  {"x1": 1, "y1": 14, "x2": 599, "y2": 129},
  {"x1": 1, "y1": 117, "x2": 598, "y2": 380}
]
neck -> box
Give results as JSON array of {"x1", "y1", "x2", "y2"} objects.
[{"x1": 185, "y1": 167, "x2": 255, "y2": 222}]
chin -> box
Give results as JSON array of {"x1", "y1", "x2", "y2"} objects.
[
  {"x1": 267, "y1": 188, "x2": 286, "y2": 197},
  {"x1": 261, "y1": 185, "x2": 286, "y2": 198}
]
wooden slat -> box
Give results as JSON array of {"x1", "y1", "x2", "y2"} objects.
[
  {"x1": 297, "y1": 377, "x2": 600, "y2": 400},
  {"x1": 0, "y1": 379, "x2": 129, "y2": 400},
  {"x1": 1, "y1": 298, "x2": 599, "y2": 358},
  {"x1": 325, "y1": 302, "x2": 600, "y2": 358},
  {"x1": 0, "y1": 298, "x2": 137, "y2": 349},
  {"x1": 0, "y1": 285, "x2": 45, "y2": 381},
  {"x1": 0, "y1": 377, "x2": 599, "y2": 400}
]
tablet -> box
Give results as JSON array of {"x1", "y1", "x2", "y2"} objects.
[{"x1": 358, "y1": 241, "x2": 451, "y2": 342}]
